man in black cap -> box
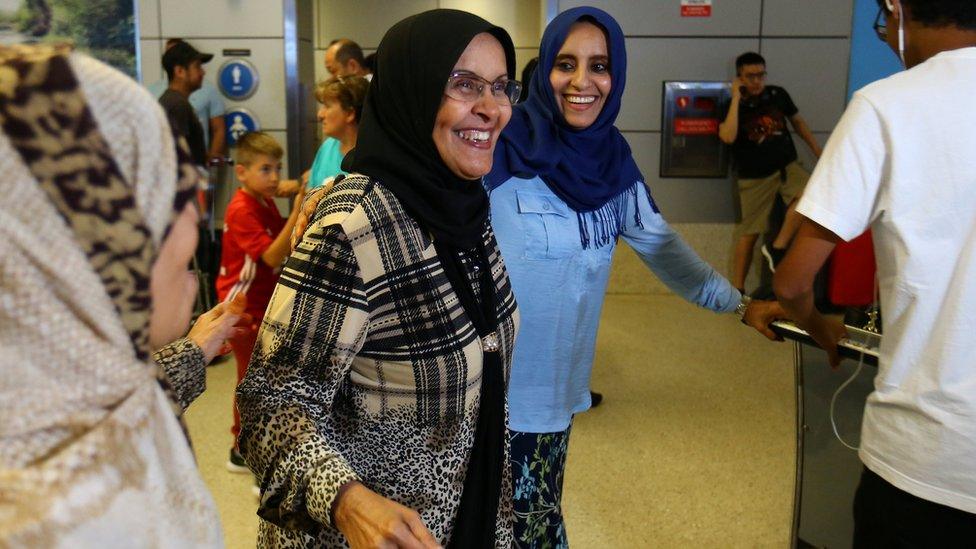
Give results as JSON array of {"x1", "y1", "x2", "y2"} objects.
[{"x1": 160, "y1": 41, "x2": 213, "y2": 166}]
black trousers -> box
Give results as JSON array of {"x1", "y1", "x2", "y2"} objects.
[{"x1": 853, "y1": 466, "x2": 976, "y2": 547}]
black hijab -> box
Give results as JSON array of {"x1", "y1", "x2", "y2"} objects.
[
  {"x1": 344, "y1": 10, "x2": 517, "y2": 547},
  {"x1": 343, "y1": 9, "x2": 516, "y2": 248}
]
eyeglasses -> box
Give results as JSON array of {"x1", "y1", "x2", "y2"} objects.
[
  {"x1": 873, "y1": 6, "x2": 888, "y2": 42},
  {"x1": 445, "y1": 71, "x2": 522, "y2": 106},
  {"x1": 742, "y1": 71, "x2": 767, "y2": 82}
]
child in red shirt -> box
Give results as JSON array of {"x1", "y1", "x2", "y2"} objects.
[{"x1": 216, "y1": 132, "x2": 303, "y2": 472}]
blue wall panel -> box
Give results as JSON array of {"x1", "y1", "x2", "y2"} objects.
[{"x1": 847, "y1": 0, "x2": 902, "y2": 99}]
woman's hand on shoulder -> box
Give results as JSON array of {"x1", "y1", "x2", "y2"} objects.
[
  {"x1": 333, "y1": 481, "x2": 441, "y2": 549},
  {"x1": 290, "y1": 180, "x2": 332, "y2": 251}
]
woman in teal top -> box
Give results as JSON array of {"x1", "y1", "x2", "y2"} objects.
[{"x1": 309, "y1": 75, "x2": 369, "y2": 189}]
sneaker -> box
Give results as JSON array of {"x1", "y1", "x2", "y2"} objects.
[
  {"x1": 760, "y1": 244, "x2": 786, "y2": 273},
  {"x1": 226, "y1": 448, "x2": 250, "y2": 474}
]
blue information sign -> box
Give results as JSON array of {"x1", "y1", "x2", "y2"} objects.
[
  {"x1": 218, "y1": 59, "x2": 259, "y2": 100},
  {"x1": 224, "y1": 108, "x2": 260, "y2": 146}
]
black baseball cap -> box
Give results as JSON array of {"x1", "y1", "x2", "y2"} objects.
[{"x1": 162, "y1": 41, "x2": 213, "y2": 73}]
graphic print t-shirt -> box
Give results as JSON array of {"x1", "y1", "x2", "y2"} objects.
[{"x1": 731, "y1": 85, "x2": 799, "y2": 178}]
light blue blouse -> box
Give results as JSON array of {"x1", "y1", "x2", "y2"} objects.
[{"x1": 489, "y1": 176, "x2": 741, "y2": 433}]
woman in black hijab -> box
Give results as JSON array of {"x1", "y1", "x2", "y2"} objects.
[{"x1": 237, "y1": 9, "x2": 522, "y2": 548}]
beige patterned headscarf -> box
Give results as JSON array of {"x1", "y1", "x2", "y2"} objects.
[{"x1": 0, "y1": 46, "x2": 222, "y2": 547}]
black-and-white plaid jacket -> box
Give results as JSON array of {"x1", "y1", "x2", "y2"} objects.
[{"x1": 237, "y1": 174, "x2": 519, "y2": 547}]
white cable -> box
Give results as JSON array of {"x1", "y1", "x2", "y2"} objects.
[
  {"x1": 829, "y1": 342, "x2": 866, "y2": 451},
  {"x1": 829, "y1": 259, "x2": 881, "y2": 451}
]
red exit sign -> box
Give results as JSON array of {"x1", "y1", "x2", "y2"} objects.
[{"x1": 681, "y1": 0, "x2": 712, "y2": 17}]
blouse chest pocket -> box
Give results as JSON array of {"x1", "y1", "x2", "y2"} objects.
[{"x1": 516, "y1": 190, "x2": 579, "y2": 260}]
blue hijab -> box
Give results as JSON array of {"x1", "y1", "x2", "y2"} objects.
[{"x1": 487, "y1": 6, "x2": 655, "y2": 248}]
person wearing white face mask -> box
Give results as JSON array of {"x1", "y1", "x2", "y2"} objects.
[{"x1": 774, "y1": 0, "x2": 976, "y2": 544}]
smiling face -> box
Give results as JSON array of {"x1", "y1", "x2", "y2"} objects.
[
  {"x1": 432, "y1": 32, "x2": 512, "y2": 180},
  {"x1": 549, "y1": 21, "x2": 611, "y2": 130}
]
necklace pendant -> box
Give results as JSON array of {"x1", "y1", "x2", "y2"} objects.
[{"x1": 482, "y1": 331, "x2": 500, "y2": 353}]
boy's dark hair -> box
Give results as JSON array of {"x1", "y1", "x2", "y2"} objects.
[
  {"x1": 330, "y1": 38, "x2": 366, "y2": 66},
  {"x1": 877, "y1": 0, "x2": 976, "y2": 29},
  {"x1": 735, "y1": 52, "x2": 766, "y2": 72}
]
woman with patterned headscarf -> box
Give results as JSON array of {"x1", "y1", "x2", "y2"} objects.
[{"x1": 0, "y1": 46, "x2": 242, "y2": 547}]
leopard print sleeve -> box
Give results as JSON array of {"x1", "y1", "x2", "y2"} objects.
[
  {"x1": 152, "y1": 337, "x2": 206, "y2": 411},
  {"x1": 236, "y1": 222, "x2": 369, "y2": 534}
]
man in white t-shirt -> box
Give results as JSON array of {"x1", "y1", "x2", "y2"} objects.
[{"x1": 774, "y1": 0, "x2": 976, "y2": 543}]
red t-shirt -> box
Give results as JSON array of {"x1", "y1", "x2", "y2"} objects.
[{"x1": 217, "y1": 190, "x2": 287, "y2": 318}]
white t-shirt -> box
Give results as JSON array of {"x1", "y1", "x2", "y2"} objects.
[{"x1": 798, "y1": 47, "x2": 976, "y2": 513}]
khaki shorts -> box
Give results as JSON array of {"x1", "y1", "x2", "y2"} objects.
[{"x1": 735, "y1": 161, "x2": 809, "y2": 237}]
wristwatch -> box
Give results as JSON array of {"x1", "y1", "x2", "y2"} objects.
[{"x1": 735, "y1": 294, "x2": 752, "y2": 320}]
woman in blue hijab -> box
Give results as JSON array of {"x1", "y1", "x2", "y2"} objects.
[{"x1": 486, "y1": 7, "x2": 784, "y2": 545}]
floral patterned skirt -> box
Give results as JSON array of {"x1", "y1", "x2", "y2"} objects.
[{"x1": 509, "y1": 424, "x2": 572, "y2": 548}]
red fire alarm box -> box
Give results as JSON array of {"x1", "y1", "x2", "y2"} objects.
[{"x1": 660, "y1": 81, "x2": 731, "y2": 178}]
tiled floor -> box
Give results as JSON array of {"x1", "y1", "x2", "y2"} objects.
[{"x1": 185, "y1": 294, "x2": 796, "y2": 548}]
